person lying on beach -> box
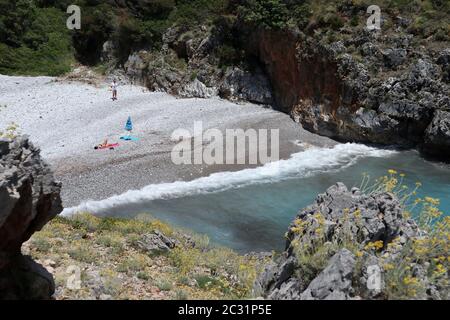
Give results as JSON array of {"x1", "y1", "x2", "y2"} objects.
[{"x1": 94, "y1": 139, "x2": 109, "y2": 150}]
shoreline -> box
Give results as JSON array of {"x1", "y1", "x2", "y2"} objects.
[{"x1": 0, "y1": 75, "x2": 336, "y2": 208}]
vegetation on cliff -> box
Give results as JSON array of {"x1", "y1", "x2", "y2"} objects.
[
  {"x1": 24, "y1": 213, "x2": 265, "y2": 300},
  {"x1": 1, "y1": 0, "x2": 448, "y2": 76}
]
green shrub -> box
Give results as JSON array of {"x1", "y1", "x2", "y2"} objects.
[
  {"x1": 238, "y1": 0, "x2": 289, "y2": 30},
  {"x1": 117, "y1": 254, "x2": 148, "y2": 273},
  {"x1": 0, "y1": 6, "x2": 73, "y2": 76},
  {"x1": 72, "y1": 4, "x2": 115, "y2": 65},
  {"x1": 31, "y1": 237, "x2": 52, "y2": 253},
  {"x1": 137, "y1": 271, "x2": 150, "y2": 280},
  {"x1": 156, "y1": 279, "x2": 173, "y2": 291},
  {"x1": 68, "y1": 245, "x2": 97, "y2": 263},
  {"x1": 194, "y1": 274, "x2": 217, "y2": 289}
]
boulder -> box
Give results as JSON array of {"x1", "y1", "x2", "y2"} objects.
[
  {"x1": 437, "y1": 48, "x2": 450, "y2": 83},
  {"x1": 256, "y1": 183, "x2": 421, "y2": 300},
  {"x1": 219, "y1": 67, "x2": 273, "y2": 105},
  {"x1": 0, "y1": 136, "x2": 62, "y2": 299},
  {"x1": 136, "y1": 230, "x2": 178, "y2": 255},
  {"x1": 124, "y1": 51, "x2": 147, "y2": 85},
  {"x1": 177, "y1": 78, "x2": 217, "y2": 99},
  {"x1": 101, "y1": 41, "x2": 115, "y2": 63},
  {"x1": 422, "y1": 110, "x2": 450, "y2": 159},
  {"x1": 300, "y1": 249, "x2": 356, "y2": 300},
  {"x1": 382, "y1": 48, "x2": 407, "y2": 69}
]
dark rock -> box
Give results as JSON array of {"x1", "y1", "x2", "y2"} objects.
[
  {"x1": 0, "y1": 136, "x2": 62, "y2": 299},
  {"x1": 177, "y1": 78, "x2": 217, "y2": 98},
  {"x1": 422, "y1": 110, "x2": 450, "y2": 159},
  {"x1": 240, "y1": 25, "x2": 450, "y2": 161},
  {"x1": 124, "y1": 51, "x2": 147, "y2": 85},
  {"x1": 437, "y1": 49, "x2": 450, "y2": 83},
  {"x1": 268, "y1": 279, "x2": 303, "y2": 300},
  {"x1": 0, "y1": 255, "x2": 55, "y2": 300},
  {"x1": 136, "y1": 230, "x2": 178, "y2": 254},
  {"x1": 219, "y1": 67, "x2": 273, "y2": 104},
  {"x1": 383, "y1": 48, "x2": 407, "y2": 69},
  {"x1": 256, "y1": 183, "x2": 420, "y2": 300},
  {"x1": 253, "y1": 255, "x2": 297, "y2": 297},
  {"x1": 300, "y1": 249, "x2": 356, "y2": 300}
]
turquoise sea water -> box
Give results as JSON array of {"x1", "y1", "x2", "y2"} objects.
[{"x1": 79, "y1": 146, "x2": 450, "y2": 253}]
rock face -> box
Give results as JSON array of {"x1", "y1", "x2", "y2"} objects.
[
  {"x1": 120, "y1": 23, "x2": 274, "y2": 105},
  {"x1": 255, "y1": 183, "x2": 448, "y2": 300},
  {"x1": 300, "y1": 249, "x2": 356, "y2": 300},
  {"x1": 106, "y1": 4, "x2": 449, "y2": 160},
  {"x1": 177, "y1": 78, "x2": 217, "y2": 99},
  {"x1": 0, "y1": 136, "x2": 62, "y2": 299},
  {"x1": 219, "y1": 67, "x2": 273, "y2": 105},
  {"x1": 243, "y1": 26, "x2": 450, "y2": 160},
  {"x1": 423, "y1": 110, "x2": 450, "y2": 160}
]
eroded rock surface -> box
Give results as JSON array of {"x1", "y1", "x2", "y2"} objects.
[
  {"x1": 255, "y1": 183, "x2": 448, "y2": 300},
  {"x1": 0, "y1": 136, "x2": 62, "y2": 299}
]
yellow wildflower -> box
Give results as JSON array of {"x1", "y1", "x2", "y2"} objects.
[
  {"x1": 424, "y1": 197, "x2": 440, "y2": 206},
  {"x1": 403, "y1": 276, "x2": 419, "y2": 286},
  {"x1": 383, "y1": 263, "x2": 395, "y2": 271},
  {"x1": 434, "y1": 264, "x2": 447, "y2": 276}
]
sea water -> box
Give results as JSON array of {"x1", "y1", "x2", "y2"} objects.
[{"x1": 63, "y1": 144, "x2": 450, "y2": 252}]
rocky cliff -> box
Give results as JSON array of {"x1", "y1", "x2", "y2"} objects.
[
  {"x1": 107, "y1": 2, "x2": 450, "y2": 162},
  {"x1": 254, "y1": 183, "x2": 449, "y2": 300},
  {"x1": 0, "y1": 136, "x2": 62, "y2": 299},
  {"x1": 243, "y1": 27, "x2": 450, "y2": 161}
]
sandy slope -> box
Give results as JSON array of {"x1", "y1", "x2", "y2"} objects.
[{"x1": 0, "y1": 75, "x2": 335, "y2": 207}]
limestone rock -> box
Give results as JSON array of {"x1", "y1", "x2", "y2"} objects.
[
  {"x1": 0, "y1": 136, "x2": 62, "y2": 299},
  {"x1": 423, "y1": 110, "x2": 450, "y2": 159},
  {"x1": 177, "y1": 78, "x2": 217, "y2": 99},
  {"x1": 219, "y1": 67, "x2": 273, "y2": 105},
  {"x1": 300, "y1": 249, "x2": 356, "y2": 300},
  {"x1": 256, "y1": 183, "x2": 423, "y2": 300},
  {"x1": 124, "y1": 51, "x2": 147, "y2": 85},
  {"x1": 136, "y1": 230, "x2": 178, "y2": 254}
]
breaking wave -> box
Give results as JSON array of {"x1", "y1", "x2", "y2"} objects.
[{"x1": 62, "y1": 143, "x2": 396, "y2": 216}]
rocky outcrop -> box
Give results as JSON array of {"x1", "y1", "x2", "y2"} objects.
[
  {"x1": 423, "y1": 110, "x2": 450, "y2": 160},
  {"x1": 135, "y1": 230, "x2": 178, "y2": 255},
  {"x1": 124, "y1": 51, "x2": 147, "y2": 85},
  {"x1": 255, "y1": 183, "x2": 448, "y2": 300},
  {"x1": 110, "y1": 4, "x2": 449, "y2": 160},
  {"x1": 120, "y1": 24, "x2": 274, "y2": 104},
  {"x1": 0, "y1": 136, "x2": 62, "y2": 299},
  {"x1": 177, "y1": 78, "x2": 217, "y2": 99},
  {"x1": 299, "y1": 249, "x2": 356, "y2": 300},
  {"x1": 219, "y1": 67, "x2": 273, "y2": 104},
  {"x1": 241, "y1": 24, "x2": 450, "y2": 160}
]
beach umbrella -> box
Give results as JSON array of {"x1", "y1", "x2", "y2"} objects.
[{"x1": 125, "y1": 116, "x2": 133, "y2": 132}]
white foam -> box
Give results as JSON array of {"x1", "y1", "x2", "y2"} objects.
[{"x1": 62, "y1": 143, "x2": 397, "y2": 216}]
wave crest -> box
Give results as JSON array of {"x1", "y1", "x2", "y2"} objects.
[{"x1": 62, "y1": 143, "x2": 396, "y2": 216}]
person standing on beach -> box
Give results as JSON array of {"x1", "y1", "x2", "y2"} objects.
[{"x1": 111, "y1": 79, "x2": 118, "y2": 101}]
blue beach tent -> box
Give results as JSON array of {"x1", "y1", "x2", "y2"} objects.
[{"x1": 125, "y1": 116, "x2": 133, "y2": 132}]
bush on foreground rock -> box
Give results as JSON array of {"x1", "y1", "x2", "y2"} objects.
[{"x1": 255, "y1": 173, "x2": 449, "y2": 300}]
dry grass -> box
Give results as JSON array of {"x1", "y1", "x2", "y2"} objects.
[{"x1": 24, "y1": 213, "x2": 265, "y2": 300}]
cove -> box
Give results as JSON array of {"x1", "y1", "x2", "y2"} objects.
[{"x1": 64, "y1": 144, "x2": 450, "y2": 253}]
